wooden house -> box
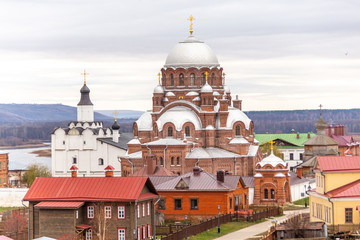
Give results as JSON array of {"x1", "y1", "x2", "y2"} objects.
[
  {"x1": 23, "y1": 166, "x2": 158, "y2": 240},
  {"x1": 150, "y1": 167, "x2": 249, "y2": 221}
]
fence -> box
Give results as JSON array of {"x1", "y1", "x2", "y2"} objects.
[
  {"x1": 159, "y1": 207, "x2": 281, "y2": 240},
  {"x1": 328, "y1": 224, "x2": 360, "y2": 233}
]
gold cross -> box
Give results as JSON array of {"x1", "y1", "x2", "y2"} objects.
[
  {"x1": 270, "y1": 140, "x2": 275, "y2": 151},
  {"x1": 222, "y1": 72, "x2": 226, "y2": 84},
  {"x1": 114, "y1": 111, "x2": 118, "y2": 122},
  {"x1": 81, "y1": 69, "x2": 89, "y2": 84},
  {"x1": 157, "y1": 73, "x2": 161, "y2": 84},
  {"x1": 205, "y1": 72, "x2": 209, "y2": 83},
  {"x1": 187, "y1": 15, "x2": 195, "y2": 35}
]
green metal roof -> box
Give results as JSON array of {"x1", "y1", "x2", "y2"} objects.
[{"x1": 255, "y1": 133, "x2": 316, "y2": 147}]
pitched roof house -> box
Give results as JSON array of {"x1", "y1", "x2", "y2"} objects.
[{"x1": 23, "y1": 168, "x2": 158, "y2": 240}]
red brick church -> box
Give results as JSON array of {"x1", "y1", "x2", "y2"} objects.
[{"x1": 121, "y1": 19, "x2": 262, "y2": 176}]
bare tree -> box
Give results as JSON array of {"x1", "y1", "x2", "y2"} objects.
[{"x1": 93, "y1": 202, "x2": 111, "y2": 240}]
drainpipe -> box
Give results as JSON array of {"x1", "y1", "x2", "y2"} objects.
[
  {"x1": 163, "y1": 144, "x2": 168, "y2": 168},
  {"x1": 320, "y1": 171, "x2": 326, "y2": 193},
  {"x1": 233, "y1": 157, "x2": 237, "y2": 175},
  {"x1": 153, "y1": 196, "x2": 161, "y2": 240},
  {"x1": 146, "y1": 144, "x2": 152, "y2": 155},
  {"x1": 195, "y1": 158, "x2": 200, "y2": 167},
  {"x1": 328, "y1": 197, "x2": 335, "y2": 233},
  {"x1": 21, "y1": 200, "x2": 30, "y2": 240},
  {"x1": 128, "y1": 159, "x2": 134, "y2": 175},
  {"x1": 134, "y1": 200, "x2": 138, "y2": 240},
  {"x1": 117, "y1": 157, "x2": 121, "y2": 176}
]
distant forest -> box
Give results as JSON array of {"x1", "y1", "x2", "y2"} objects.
[{"x1": 0, "y1": 105, "x2": 360, "y2": 146}]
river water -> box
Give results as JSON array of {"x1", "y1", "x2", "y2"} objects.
[{"x1": 2, "y1": 146, "x2": 51, "y2": 170}]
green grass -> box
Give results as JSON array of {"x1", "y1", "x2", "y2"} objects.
[
  {"x1": 293, "y1": 197, "x2": 309, "y2": 206},
  {"x1": 187, "y1": 220, "x2": 265, "y2": 240}
]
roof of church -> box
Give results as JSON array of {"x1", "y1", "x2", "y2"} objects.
[
  {"x1": 257, "y1": 152, "x2": 286, "y2": 168},
  {"x1": 97, "y1": 132, "x2": 133, "y2": 150},
  {"x1": 132, "y1": 166, "x2": 177, "y2": 177},
  {"x1": 255, "y1": 133, "x2": 315, "y2": 147},
  {"x1": 164, "y1": 35, "x2": 220, "y2": 69},
  {"x1": 185, "y1": 147, "x2": 242, "y2": 159},
  {"x1": 78, "y1": 84, "x2": 93, "y2": 106}
]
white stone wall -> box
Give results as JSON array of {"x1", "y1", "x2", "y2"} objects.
[
  {"x1": 0, "y1": 188, "x2": 28, "y2": 207},
  {"x1": 291, "y1": 180, "x2": 316, "y2": 202},
  {"x1": 248, "y1": 187, "x2": 254, "y2": 205},
  {"x1": 52, "y1": 129, "x2": 126, "y2": 177},
  {"x1": 77, "y1": 105, "x2": 94, "y2": 122},
  {"x1": 280, "y1": 148, "x2": 304, "y2": 169}
]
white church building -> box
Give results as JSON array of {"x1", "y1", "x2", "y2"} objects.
[{"x1": 51, "y1": 80, "x2": 131, "y2": 177}]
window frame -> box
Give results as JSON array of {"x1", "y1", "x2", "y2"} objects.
[
  {"x1": 117, "y1": 228, "x2": 126, "y2": 240},
  {"x1": 345, "y1": 208, "x2": 353, "y2": 223},
  {"x1": 185, "y1": 126, "x2": 190, "y2": 137},
  {"x1": 168, "y1": 126, "x2": 173, "y2": 137},
  {"x1": 73, "y1": 157, "x2": 77, "y2": 164},
  {"x1": 264, "y1": 189, "x2": 269, "y2": 200},
  {"x1": 174, "y1": 198, "x2": 182, "y2": 210},
  {"x1": 190, "y1": 73, "x2": 195, "y2": 86},
  {"x1": 176, "y1": 157, "x2": 180, "y2": 166},
  {"x1": 158, "y1": 199, "x2": 166, "y2": 210},
  {"x1": 137, "y1": 227, "x2": 141, "y2": 240},
  {"x1": 86, "y1": 229, "x2": 92, "y2": 240},
  {"x1": 147, "y1": 202, "x2": 150, "y2": 216},
  {"x1": 190, "y1": 198, "x2": 198, "y2": 210},
  {"x1": 142, "y1": 225, "x2": 146, "y2": 240},
  {"x1": 118, "y1": 205, "x2": 125, "y2": 219},
  {"x1": 147, "y1": 224, "x2": 151, "y2": 238},
  {"x1": 235, "y1": 125, "x2": 241, "y2": 136},
  {"x1": 105, "y1": 206, "x2": 112, "y2": 219},
  {"x1": 179, "y1": 73, "x2": 184, "y2": 86},
  {"x1": 137, "y1": 204, "x2": 140, "y2": 219},
  {"x1": 290, "y1": 153, "x2": 294, "y2": 160},
  {"x1": 142, "y1": 203, "x2": 145, "y2": 217},
  {"x1": 87, "y1": 205, "x2": 94, "y2": 219}
]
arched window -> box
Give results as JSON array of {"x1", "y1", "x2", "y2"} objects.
[
  {"x1": 185, "y1": 126, "x2": 190, "y2": 137},
  {"x1": 168, "y1": 126, "x2": 173, "y2": 137},
  {"x1": 236, "y1": 125, "x2": 241, "y2": 136},
  {"x1": 208, "y1": 98, "x2": 211, "y2": 105},
  {"x1": 160, "y1": 157, "x2": 164, "y2": 166},
  {"x1": 201, "y1": 73, "x2": 206, "y2": 85},
  {"x1": 179, "y1": 73, "x2": 184, "y2": 86},
  {"x1": 154, "y1": 124, "x2": 158, "y2": 137},
  {"x1": 171, "y1": 157, "x2": 174, "y2": 166},
  {"x1": 271, "y1": 189, "x2": 275, "y2": 200},
  {"x1": 203, "y1": 98, "x2": 206, "y2": 105},
  {"x1": 170, "y1": 74, "x2": 174, "y2": 86},
  {"x1": 211, "y1": 73, "x2": 215, "y2": 85},
  {"x1": 133, "y1": 125, "x2": 138, "y2": 137},
  {"x1": 176, "y1": 157, "x2": 180, "y2": 165},
  {"x1": 163, "y1": 74, "x2": 166, "y2": 86},
  {"x1": 264, "y1": 189, "x2": 268, "y2": 200},
  {"x1": 190, "y1": 73, "x2": 195, "y2": 86},
  {"x1": 98, "y1": 158, "x2": 104, "y2": 165},
  {"x1": 156, "y1": 98, "x2": 159, "y2": 105}
]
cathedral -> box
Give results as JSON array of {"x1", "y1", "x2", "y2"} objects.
[{"x1": 121, "y1": 21, "x2": 262, "y2": 176}]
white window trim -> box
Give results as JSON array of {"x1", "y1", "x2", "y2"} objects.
[
  {"x1": 87, "y1": 206, "x2": 94, "y2": 219},
  {"x1": 105, "y1": 206, "x2": 111, "y2": 219},
  {"x1": 118, "y1": 206, "x2": 125, "y2": 219}
]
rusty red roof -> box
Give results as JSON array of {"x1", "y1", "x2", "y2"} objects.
[
  {"x1": 35, "y1": 201, "x2": 84, "y2": 208},
  {"x1": 317, "y1": 156, "x2": 360, "y2": 172},
  {"x1": 23, "y1": 177, "x2": 157, "y2": 202},
  {"x1": 138, "y1": 192, "x2": 158, "y2": 200},
  {"x1": 132, "y1": 166, "x2": 177, "y2": 177},
  {"x1": 76, "y1": 224, "x2": 92, "y2": 229}
]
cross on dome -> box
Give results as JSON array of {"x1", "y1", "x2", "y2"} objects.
[
  {"x1": 270, "y1": 140, "x2": 275, "y2": 151},
  {"x1": 81, "y1": 69, "x2": 89, "y2": 85},
  {"x1": 114, "y1": 111, "x2": 118, "y2": 122},
  {"x1": 205, "y1": 71, "x2": 209, "y2": 83},
  {"x1": 157, "y1": 72, "x2": 161, "y2": 84},
  {"x1": 319, "y1": 104, "x2": 323, "y2": 117},
  {"x1": 187, "y1": 15, "x2": 195, "y2": 35},
  {"x1": 222, "y1": 73, "x2": 226, "y2": 84}
]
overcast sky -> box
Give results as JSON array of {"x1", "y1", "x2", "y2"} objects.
[{"x1": 0, "y1": 0, "x2": 359, "y2": 112}]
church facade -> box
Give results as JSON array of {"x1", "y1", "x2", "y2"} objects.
[
  {"x1": 121, "y1": 29, "x2": 261, "y2": 176},
  {"x1": 51, "y1": 78, "x2": 131, "y2": 177}
]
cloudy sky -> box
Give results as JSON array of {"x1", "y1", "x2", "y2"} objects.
[{"x1": 0, "y1": 0, "x2": 359, "y2": 112}]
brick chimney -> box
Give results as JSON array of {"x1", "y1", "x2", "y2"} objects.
[
  {"x1": 334, "y1": 125, "x2": 339, "y2": 136},
  {"x1": 216, "y1": 169, "x2": 225, "y2": 182},
  {"x1": 70, "y1": 165, "x2": 78, "y2": 178},
  {"x1": 297, "y1": 167, "x2": 302, "y2": 179},
  {"x1": 328, "y1": 124, "x2": 332, "y2": 137},
  {"x1": 307, "y1": 132, "x2": 311, "y2": 139},
  {"x1": 296, "y1": 132, "x2": 300, "y2": 139},
  {"x1": 232, "y1": 95, "x2": 242, "y2": 110},
  {"x1": 105, "y1": 165, "x2": 115, "y2": 177},
  {"x1": 340, "y1": 124, "x2": 344, "y2": 135},
  {"x1": 193, "y1": 166, "x2": 201, "y2": 176},
  {"x1": 146, "y1": 155, "x2": 156, "y2": 175}
]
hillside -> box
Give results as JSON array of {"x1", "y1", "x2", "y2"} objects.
[{"x1": 0, "y1": 104, "x2": 359, "y2": 146}]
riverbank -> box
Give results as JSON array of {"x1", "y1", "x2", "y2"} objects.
[
  {"x1": 30, "y1": 149, "x2": 51, "y2": 157},
  {"x1": 0, "y1": 143, "x2": 49, "y2": 150}
]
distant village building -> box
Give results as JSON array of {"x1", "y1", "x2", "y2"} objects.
[
  {"x1": 8, "y1": 169, "x2": 27, "y2": 187},
  {"x1": 0, "y1": 151, "x2": 8, "y2": 187},
  {"x1": 150, "y1": 167, "x2": 248, "y2": 221},
  {"x1": 51, "y1": 76, "x2": 131, "y2": 177},
  {"x1": 255, "y1": 131, "x2": 315, "y2": 169},
  {"x1": 23, "y1": 167, "x2": 158, "y2": 240},
  {"x1": 298, "y1": 113, "x2": 339, "y2": 176},
  {"x1": 121, "y1": 28, "x2": 261, "y2": 177},
  {"x1": 253, "y1": 145, "x2": 291, "y2": 206},
  {"x1": 325, "y1": 124, "x2": 360, "y2": 156},
  {"x1": 309, "y1": 156, "x2": 360, "y2": 233}
]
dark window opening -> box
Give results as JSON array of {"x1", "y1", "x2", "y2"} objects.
[
  {"x1": 160, "y1": 157, "x2": 164, "y2": 166},
  {"x1": 185, "y1": 126, "x2": 190, "y2": 137},
  {"x1": 170, "y1": 74, "x2": 174, "y2": 86},
  {"x1": 168, "y1": 127, "x2": 173, "y2": 137},
  {"x1": 264, "y1": 189, "x2": 268, "y2": 200},
  {"x1": 201, "y1": 73, "x2": 206, "y2": 85},
  {"x1": 290, "y1": 153, "x2": 294, "y2": 160},
  {"x1": 211, "y1": 73, "x2": 215, "y2": 85},
  {"x1": 190, "y1": 199, "x2": 198, "y2": 210},
  {"x1": 345, "y1": 208, "x2": 353, "y2": 223},
  {"x1": 171, "y1": 157, "x2": 174, "y2": 166},
  {"x1": 176, "y1": 157, "x2": 180, "y2": 166},
  {"x1": 190, "y1": 73, "x2": 195, "y2": 86},
  {"x1": 179, "y1": 74, "x2": 184, "y2": 86},
  {"x1": 174, "y1": 199, "x2": 182, "y2": 210},
  {"x1": 235, "y1": 125, "x2": 241, "y2": 136},
  {"x1": 270, "y1": 189, "x2": 275, "y2": 200},
  {"x1": 98, "y1": 158, "x2": 104, "y2": 165},
  {"x1": 158, "y1": 199, "x2": 165, "y2": 210},
  {"x1": 73, "y1": 157, "x2": 77, "y2": 164}
]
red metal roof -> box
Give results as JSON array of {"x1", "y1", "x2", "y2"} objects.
[
  {"x1": 104, "y1": 165, "x2": 115, "y2": 170},
  {"x1": 70, "y1": 165, "x2": 78, "y2": 170},
  {"x1": 317, "y1": 156, "x2": 360, "y2": 172},
  {"x1": 138, "y1": 192, "x2": 158, "y2": 200},
  {"x1": 23, "y1": 177, "x2": 156, "y2": 202},
  {"x1": 35, "y1": 201, "x2": 84, "y2": 208}
]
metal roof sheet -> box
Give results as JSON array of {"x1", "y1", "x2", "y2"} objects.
[
  {"x1": 317, "y1": 156, "x2": 360, "y2": 172},
  {"x1": 326, "y1": 179, "x2": 360, "y2": 198},
  {"x1": 23, "y1": 177, "x2": 156, "y2": 202},
  {"x1": 254, "y1": 133, "x2": 315, "y2": 147},
  {"x1": 35, "y1": 201, "x2": 84, "y2": 208}
]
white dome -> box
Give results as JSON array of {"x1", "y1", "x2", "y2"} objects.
[
  {"x1": 200, "y1": 82, "x2": 213, "y2": 93},
  {"x1": 156, "y1": 106, "x2": 202, "y2": 131},
  {"x1": 154, "y1": 85, "x2": 164, "y2": 93},
  {"x1": 164, "y1": 35, "x2": 220, "y2": 68},
  {"x1": 225, "y1": 107, "x2": 252, "y2": 130},
  {"x1": 213, "y1": 91, "x2": 220, "y2": 96},
  {"x1": 192, "y1": 97, "x2": 200, "y2": 101},
  {"x1": 165, "y1": 92, "x2": 175, "y2": 97},
  {"x1": 135, "y1": 111, "x2": 153, "y2": 131},
  {"x1": 257, "y1": 152, "x2": 287, "y2": 168},
  {"x1": 186, "y1": 91, "x2": 199, "y2": 96}
]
